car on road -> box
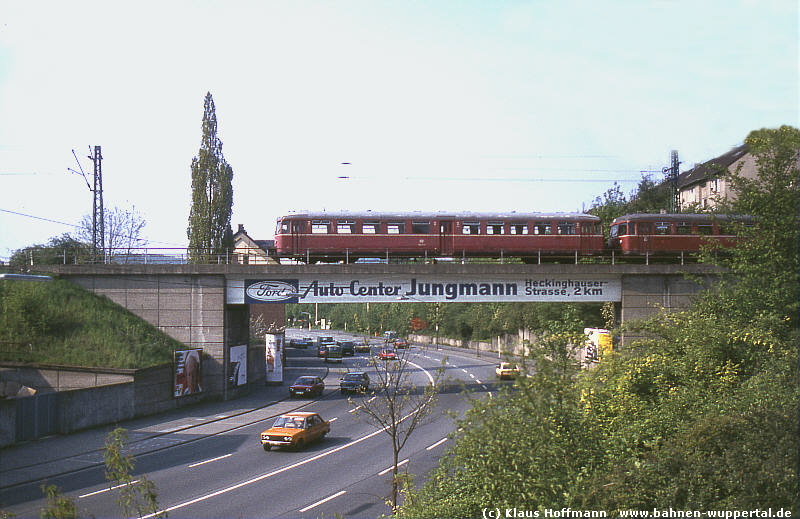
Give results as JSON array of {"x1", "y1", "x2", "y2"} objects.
[
  {"x1": 394, "y1": 338, "x2": 409, "y2": 349},
  {"x1": 289, "y1": 376, "x2": 325, "y2": 397},
  {"x1": 355, "y1": 339, "x2": 371, "y2": 353},
  {"x1": 495, "y1": 362, "x2": 520, "y2": 380},
  {"x1": 323, "y1": 344, "x2": 343, "y2": 363},
  {"x1": 260, "y1": 411, "x2": 330, "y2": 451},
  {"x1": 337, "y1": 340, "x2": 355, "y2": 356},
  {"x1": 289, "y1": 337, "x2": 313, "y2": 348},
  {"x1": 378, "y1": 349, "x2": 398, "y2": 360},
  {"x1": 339, "y1": 371, "x2": 370, "y2": 394},
  {"x1": 317, "y1": 336, "x2": 336, "y2": 357}
]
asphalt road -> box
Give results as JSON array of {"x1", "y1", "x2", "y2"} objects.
[{"x1": 0, "y1": 331, "x2": 506, "y2": 518}]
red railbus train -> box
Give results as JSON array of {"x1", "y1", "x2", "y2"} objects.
[
  {"x1": 608, "y1": 213, "x2": 754, "y2": 255},
  {"x1": 273, "y1": 211, "x2": 604, "y2": 262}
]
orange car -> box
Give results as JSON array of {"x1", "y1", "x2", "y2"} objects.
[{"x1": 260, "y1": 412, "x2": 330, "y2": 451}]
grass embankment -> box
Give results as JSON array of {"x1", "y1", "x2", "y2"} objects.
[{"x1": 0, "y1": 277, "x2": 182, "y2": 369}]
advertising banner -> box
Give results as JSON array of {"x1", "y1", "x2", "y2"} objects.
[
  {"x1": 265, "y1": 333, "x2": 284, "y2": 384},
  {"x1": 174, "y1": 349, "x2": 203, "y2": 397},
  {"x1": 229, "y1": 274, "x2": 621, "y2": 304},
  {"x1": 229, "y1": 344, "x2": 248, "y2": 388}
]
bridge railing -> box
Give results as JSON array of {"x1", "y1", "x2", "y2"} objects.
[{"x1": 8, "y1": 247, "x2": 274, "y2": 266}]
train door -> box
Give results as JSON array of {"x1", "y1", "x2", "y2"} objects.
[
  {"x1": 636, "y1": 222, "x2": 653, "y2": 254},
  {"x1": 291, "y1": 219, "x2": 306, "y2": 256},
  {"x1": 438, "y1": 219, "x2": 454, "y2": 255}
]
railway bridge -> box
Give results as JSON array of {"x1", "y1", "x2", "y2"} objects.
[{"x1": 36, "y1": 263, "x2": 720, "y2": 400}]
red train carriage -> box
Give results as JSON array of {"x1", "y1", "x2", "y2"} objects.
[
  {"x1": 608, "y1": 213, "x2": 753, "y2": 256},
  {"x1": 274, "y1": 211, "x2": 604, "y2": 262}
]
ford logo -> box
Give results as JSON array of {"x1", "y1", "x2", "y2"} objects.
[{"x1": 245, "y1": 281, "x2": 298, "y2": 302}]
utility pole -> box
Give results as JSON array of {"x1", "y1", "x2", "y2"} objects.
[
  {"x1": 69, "y1": 145, "x2": 105, "y2": 262},
  {"x1": 663, "y1": 150, "x2": 680, "y2": 212}
]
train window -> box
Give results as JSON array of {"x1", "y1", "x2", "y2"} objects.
[
  {"x1": 486, "y1": 221, "x2": 505, "y2": 235},
  {"x1": 387, "y1": 222, "x2": 405, "y2": 234},
  {"x1": 292, "y1": 221, "x2": 306, "y2": 233},
  {"x1": 637, "y1": 222, "x2": 652, "y2": 235},
  {"x1": 676, "y1": 222, "x2": 691, "y2": 235},
  {"x1": 312, "y1": 220, "x2": 331, "y2": 234},
  {"x1": 337, "y1": 221, "x2": 356, "y2": 234},
  {"x1": 697, "y1": 223, "x2": 713, "y2": 235},
  {"x1": 363, "y1": 221, "x2": 380, "y2": 234},
  {"x1": 412, "y1": 222, "x2": 431, "y2": 234},
  {"x1": 462, "y1": 222, "x2": 480, "y2": 235},
  {"x1": 581, "y1": 222, "x2": 600, "y2": 234},
  {"x1": 654, "y1": 222, "x2": 671, "y2": 235},
  {"x1": 533, "y1": 222, "x2": 552, "y2": 235},
  {"x1": 509, "y1": 222, "x2": 528, "y2": 235},
  {"x1": 557, "y1": 222, "x2": 576, "y2": 235}
]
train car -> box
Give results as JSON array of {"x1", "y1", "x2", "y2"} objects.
[
  {"x1": 274, "y1": 211, "x2": 604, "y2": 262},
  {"x1": 608, "y1": 213, "x2": 754, "y2": 256}
]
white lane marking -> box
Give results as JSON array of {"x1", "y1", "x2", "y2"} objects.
[
  {"x1": 299, "y1": 490, "x2": 347, "y2": 513},
  {"x1": 378, "y1": 458, "x2": 409, "y2": 476},
  {"x1": 426, "y1": 438, "x2": 448, "y2": 451},
  {"x1": 142, "y1": 409, "x2": 421, "y2": 518},
  {"x1": 469, "y1": 373, "x2": 475, "y2": 379},
  {"x1": 79, "y1": 480, "x2": 140, "y2": 498},
  {"x1": 461, "y1": 369, "x2": 469, "y2": 373},
  {"x1": 348, "y1": 406, "x2": 361, "y2": 413},
  {"x1": 329, "y1": 417, "x2": 339, "y2": 422},
  {"x1": 189, "y1": 453, "x2": 232, "y2": 468},
  {"x1": 475, "y1": 379, "x2": 482, "y2": 384},
  {"x1": 407, "y1": 360, "x2": 435, "y2": 385}
]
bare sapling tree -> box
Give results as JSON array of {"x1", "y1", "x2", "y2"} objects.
[{"x1": 351, "y1": 347, "x2": 446, "y2": 513}]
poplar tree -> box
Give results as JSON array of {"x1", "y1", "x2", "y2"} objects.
[{"x1": 187, "y1": 92, "x2": 234, "y2": 263}]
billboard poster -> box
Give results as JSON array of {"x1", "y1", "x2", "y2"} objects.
[
  {"x1": 228, "y1": 274, "x2": 621, "y2": 304},
  {"x1": 265, "y1": 333, "x2": 284, "y2": 384},
  {"x1": 174, "y1": 349, "x2": 203, "y2": 397},
  {"x1": 229, "y1": 344, "x2": 248, "y2": 388}
]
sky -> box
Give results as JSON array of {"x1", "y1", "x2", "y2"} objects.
[{"x1": 0, "y1": 0, "x2": 797, "y2": 261}]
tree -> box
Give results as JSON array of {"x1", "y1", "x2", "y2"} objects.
[
  {"x1": 77, "y1": 205, "x2": 147, "y2": 261},
  {"x1": 187, "y1": 92, "x2": 234, "y2": 263},
  {"x1": 352, "y1": 349, "x2": 444, "y2": 513},
  {"x1": 9, "y1": 234, "x2": 91, "y2": 268},
  {"x1": 103, "y1": 428, "x2": 161, "y2": 518}
]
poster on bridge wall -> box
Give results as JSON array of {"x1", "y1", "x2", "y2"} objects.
[
  {"x1": 265, "y1": 333, "x2": 284, "y2": 384},
  {"x1": 228, "y1": 344, "x2": 247, "y2": 388},
  {"x1": 227, "y1": 274, "x2": 621, "y2": 304}
]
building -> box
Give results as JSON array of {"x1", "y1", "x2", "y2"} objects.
[
  {"x1": 232, "y1": 224, "x2": 276, "y2": 265},
  {"x1": 677, "y1": 144, "x2": 757, "y2": 210}
]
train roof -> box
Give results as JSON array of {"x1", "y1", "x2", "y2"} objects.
[
  {"x1": 610, "y1": 213, "x2": 754, "y2": 223},
  {"x1": 277, "y1": 211, "x2": 600, "y2": 221}
]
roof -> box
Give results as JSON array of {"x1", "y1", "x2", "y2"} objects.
[
  {"x1": 610, "y1": 213, "x2": 754, "y2": 223},
  {"x1": 677, "y1": 144, "x2": 749, "y2": 189},
  {"x1": 277, "y1": 211, "x2": 600, "y2": 221},
  {"x1": 282, "y1": 411, "x2": 317, "y2": 417}
]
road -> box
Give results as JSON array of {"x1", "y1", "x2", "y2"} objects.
[{"x1": 0, "y1": 330, "x2": 506, "y2": 518}]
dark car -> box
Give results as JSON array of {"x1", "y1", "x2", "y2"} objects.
[
  {"x1": 317, "y1": 337, "x2": 336, "y2": 357},
  {"x1": 339, "y1": 371, "x2": 370, "y2": 394},
  {"x1": 324, "y1": 344, "x2": 343, "y2": 363},
  {"x1": 337, "y1": 340, "x2": 355, "y2": 356},
  {"x1": 355, "y1": 340, "x2": 371, "y2": 353},
  {"x1": 290, "y1": 337, "x2": 313, "y2": 349},
  {"x1": 289, "y1": 376, "x2": 325, "y2": 398}
]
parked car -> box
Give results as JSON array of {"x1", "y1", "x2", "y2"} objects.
[
  {"x1": 495, "y1": 362, "x2": 520, "y2": 380},
  {"x1": 289, "y1": 376, "x2": 325, "y2": 397},
  {"x1": 260, "y1": 412, "x2": 330, "y2": 451},
  {"x1": 394, "y1": 338, "x2": 409, "y2": 349},
  {"x1": 337, "y1": 340, "x2": 355, "y2": 356},
  {"x1": 324, "y1": 344, "x2": 343, "y2": 363},
  {"x1": 355, "y1": 339, "x2": 371, "y2": 353},
  {"x1": 339, "y1": 371, "x2": 370, "y2": 394},
  {"x1": 378, "y1": 349, "x2": 398, "y2": 360}
]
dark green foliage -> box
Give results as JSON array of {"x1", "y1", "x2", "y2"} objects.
[
  {"x1": 9, "y1": 235, "x2": 91, "y2": 269},
  {"x1": 0, "y1": 278, "x2": 181, "y2": 368},
  {"x1": 187, "y1": 92, "x2": 234, "y2": 263}
]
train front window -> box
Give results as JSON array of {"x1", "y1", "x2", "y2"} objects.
[
  {"x1": 533, "y1": 222, "x2": 552, "y2": 235},
  {"x1": 279, "y1": 221, "x2": 290, "y2": 234},
  {"x1": 412, "y1": 222, "x2": 430, "y2": 234},
  {"x1": 387, "y1": 222, "x2": 405, "y2": 234},
  {"x1": 486, "y1": 222, "x2": 504, "y2": 235},
  {"x1": 363, "y1": 221, "x2": 380, "y2": 234},
  {"x1": 509, "y1": 222, "x2": 528, "y2": 235},
  {"x1": 312, "y1": 220, "x2": 331, "y2": 234},
  {"x1": 337, "y1": 221, "x2": 356, "y2": 234}
]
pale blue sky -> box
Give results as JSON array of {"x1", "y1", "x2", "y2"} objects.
[{"x1": 0, "y1": 0, "x2": 797, "y2": 260}]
